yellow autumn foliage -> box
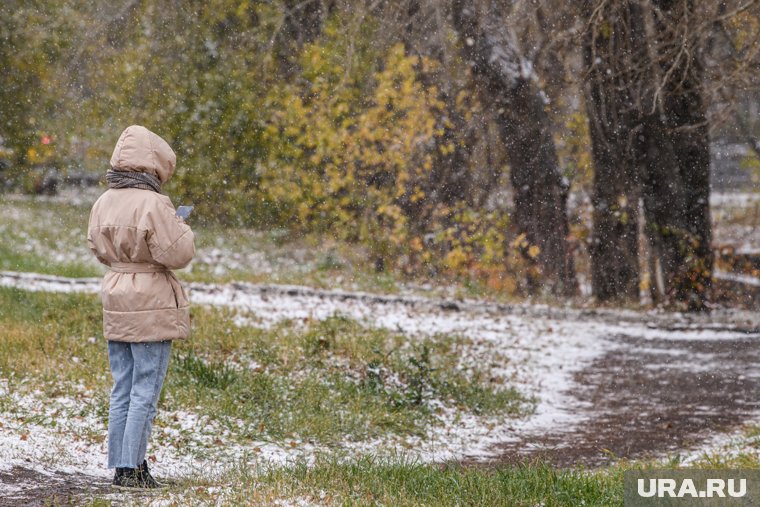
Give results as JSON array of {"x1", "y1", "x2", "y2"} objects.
[{"x1": 260, "y1": 41, "x2": 445, "y2": 259}]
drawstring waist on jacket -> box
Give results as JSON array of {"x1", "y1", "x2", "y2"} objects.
[{"x1": 109, "y1": 262, "x2": 168, "y2": 273}]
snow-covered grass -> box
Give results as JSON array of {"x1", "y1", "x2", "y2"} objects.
[
  {"x1": 0, "y1": 285, "x2": 527, "y2": 468},
  {"x1": 3, "y1": 271, "x2": 758, "y2": 463},
  {"x1": 0, "y1": 280, "x2": 586, "y2": 505},
  {"x1": 0, "y1": 196, "x2": 99, "y2": 278},
  {"x1": 0, "y1": 375, "x2": 623, "y2": 505},
  {"x1": 0, "y1": 192, "x2": 464, "y2": 299},
  {"x1": 0, "y1": 271, "x2": 643, "y2": 465}
]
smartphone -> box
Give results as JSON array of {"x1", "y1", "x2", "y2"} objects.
[{"x1": 176, "y1": 205, "x2": 194, "y2": 219}]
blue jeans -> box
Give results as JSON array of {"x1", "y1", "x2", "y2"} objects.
[{"x1": 107, "y1": 340, "x2": 171, "y2": 469}]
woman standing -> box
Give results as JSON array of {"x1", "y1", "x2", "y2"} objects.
[{"x1": 87, "y1": 125, "x2": 195, "y2": 489}]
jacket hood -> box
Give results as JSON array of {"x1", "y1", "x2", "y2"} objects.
[{"x1": 109, "y1": 125, "x2": 176, "y2": 184}]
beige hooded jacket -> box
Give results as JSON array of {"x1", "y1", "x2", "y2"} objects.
[{"x1": 87, "y1": 125, "x2": 195, "y2": 342}]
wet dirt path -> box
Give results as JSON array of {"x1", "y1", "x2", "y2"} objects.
[
  {"x1": 491, "y1": 331, "x2": 760, "y2": 467},
  {"x1": 0, "y1": 467, "x2": 112, "y2": 507}
]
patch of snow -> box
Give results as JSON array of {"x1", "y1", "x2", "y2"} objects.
[
  {"x1": 0, "y1": 271, "x2": 101, "y2": 294},
  {"x1": 710, "y1": 192, "x2": 760, "y2": 208},
  {"x1": 0, "y1": 381, "x2": 317, "y2": 493},
  {"x1": 0, "y1": 380, "x2": 111, "y2": 479},
  {"x1": 678, "y1": 412, "x2": 760, "y2": 466},
  {"x1": 713, "y1": 223, "x2": 760, "y2": 255},
  {"x1": 715, "y1": 269, "x2": 760, "y2": 288}
]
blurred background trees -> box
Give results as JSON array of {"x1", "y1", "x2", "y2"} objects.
[{"x1": 1, "y1": 0, "x2": 758, "y2": 308}]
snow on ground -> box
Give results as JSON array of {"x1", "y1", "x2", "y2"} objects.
[
  {"x1": 2, "y1": 186, "x2": 103, "y2": 207},
  {"x1": 714, "y1": 224, "x2": 760, "y2": 255},
  {"x1": 0, "y1": 194, "x2": 317, "y2": 281},
  {"x1": 711, "y1": 191, "x2": 760, "y2": 254},
  {"x1": 715, "y1": 269, "x2": 760, "y2": 288},
  {"x1": 0, "y1": 270, "x2": 100, "y2": 293},
  {"x1": 0, "y1": 272, "x2": 603, "y2": 463},
  {"x1": 1, "y1": 270, "x2": 757, "y2": 480},
  {"x1": 710, "y1": 191, "x2": 760, "y2": 208},
  {"x1": 199, "y1": 239, "x2": 314, "y2": 277},
  {"x1": 679, "y1": 411, "x2": 760, "y2": 466},
  {"x1": 0, "y1": 382, "x2": 303, "y2": 473},
  {"x1": 0, "y1": 379, "x2": 317, "y2": 492},
  {"x1": 0, "y1": 383, "x2": 111, "y2": 496}
]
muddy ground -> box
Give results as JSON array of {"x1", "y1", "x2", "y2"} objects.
[
  {"x1": 0, "y1": 467, "x2": 185, "y2": 506},
  {"x1": 0, "y1": 467, "x2": 110, "y2": 507},
  {"x1": 491, "y1": 330, "x2": 760, "y2": 467}
]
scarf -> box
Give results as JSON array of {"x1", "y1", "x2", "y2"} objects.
[{"x1": 106, "y1": 169, "x2": 162, "y2": 193}]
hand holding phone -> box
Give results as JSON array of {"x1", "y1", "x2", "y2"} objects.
[{"x1": 176, "y1": 205, "x2": 194, "y2": 220}]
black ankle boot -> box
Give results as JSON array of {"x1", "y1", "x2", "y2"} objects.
[
  {"x1": 112, "y1": 462, "x2": 164, "y2": 489},
  {"x1": 137, "y1": 459, "x2": 164, "y2": 489},
  {"x1": 112, "y1": 467, "x2": 139, "y2": 488}
]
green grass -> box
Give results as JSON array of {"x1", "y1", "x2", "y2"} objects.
[
  {"x1": 45, "y1": 449, "x2": 760, "y2": 505},
  {"x1": 0, "y1": 286, "x2": 528, "y2": 448},
  {"x1": 68, "y1": 459, "x2": 625, "y2": 506},
  {"x1": 217, "y1": 458, "x2": 625, "y2": 506},
  {"x1": 67, "y1": 460, "x2": 628, "y2": 506},
  {"x1": 0, "y1": 241, "x2": 100, "y2": 277},
  {"x1": 167, "y1": 312, "x2": 528, "y2": 444},
  {"x1": 0, "y1": 198, "x2": 101, "y2": 277}
]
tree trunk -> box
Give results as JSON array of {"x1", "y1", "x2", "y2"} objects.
[
  {"x1": 275, "y1": 0, "x2": 334, "y2": 77},
  {"x1": 452, "y1": 0, "x2": 576, "y2": 297},
  {"x1": 640, "y1": 0, "x2": 712, "y2": 310},
  {"x1": 582, "y1": 0, "x2": 645, "y2": 302},
  {"x1": 636, "y1": 113, "x2": 691, "y2": 303},
  {"x1": 580, "y1": 0, "x2": 711, "y2": 309}
]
